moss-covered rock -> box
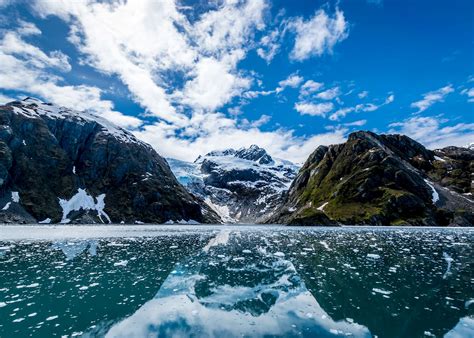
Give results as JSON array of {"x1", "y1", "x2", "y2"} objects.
[{"x1": 266, "y1": 131, "x2": 473, "y2": 226}]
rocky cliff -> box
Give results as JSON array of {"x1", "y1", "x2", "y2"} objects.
[
  {"x1": 266, "y1": 131, "x2": 473, "y2": 226},
  {"x1": 0, "y1": 98, "x2": 220, "y2": 224}
]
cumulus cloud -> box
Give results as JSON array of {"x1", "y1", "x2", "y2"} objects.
[
  {"x1": 135, "y1": 114, "x2": 347, "y2": 163},
  {"x1": 299, "y1": 80, "x2": 324, "y2": 97},
  {"x1": 257, "y1": 28, "x2": 281, "y2": 63},
  {"x1": 410, "y1": 85, "x2": 454, "y2": 113},
  {"x1": 33, "y1": 0, "x2": 267, "y2": 124},
  {"x1": 294, "y1": 102, "x2": 334, "y2": 117},
  {"x1": 0, "y1": 23, "x2": 141, "y2": 129},
  {"x1": 289, "y1": 8, "x2": 348, "y2": 61},
  {"x1": 275, "y1": 74, "x2": 304, "y2": 93},
  {"x1": 3, "y1": 1, "x2": 354, "y2": 162},
  {"x1": 315, "y1": 86, "x2": 340, "y2": 100}
]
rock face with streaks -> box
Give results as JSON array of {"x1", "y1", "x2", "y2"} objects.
[
  {"x1": 0, "y1": 98, "x2": 221, "y2": 224},
  {"x1": 266, "y1": 131, "x2": 473, "y2": 226}
]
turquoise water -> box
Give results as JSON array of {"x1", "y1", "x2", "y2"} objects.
[{"x1": 0, "y1": 225, "x2": 473, "y2": 337}]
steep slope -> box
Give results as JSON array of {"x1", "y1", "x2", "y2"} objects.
[
  {"x1": 169, "y1": 145, "x2": 299, "y2": 223},
  {"x1": 266, "y1": 131, "x2": 473, "y2": 226},
  {"x1": 0, "y1": 98, "x2": 220, "y2": 224}
]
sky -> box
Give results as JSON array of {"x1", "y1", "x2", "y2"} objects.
[{"x1": 0, "y1": 0, "x2": 472, "y2": 163}]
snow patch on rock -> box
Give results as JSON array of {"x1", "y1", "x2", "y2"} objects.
[
  {"x1": 59, "y1": 188, "x2": 111, "y2": 224},
  {"x1": 424, "y1": 179, "x2": 439, "y2": 204}
]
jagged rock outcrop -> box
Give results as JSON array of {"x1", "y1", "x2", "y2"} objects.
[
  {"x1": 168, "y1": 145, "x2": 299, "y2": 223},
  {"x1": 0, "y1": 98, "x2": 221, "y2": 224},
  {"x1": 266, "y1": 131, "x2": 473, "y2": 226}
]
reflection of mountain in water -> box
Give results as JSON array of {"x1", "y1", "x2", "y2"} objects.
[
  {"x1": 51, "y1": 240, "x2": 98, "y2": 260},
  {"x1": 107, "y1": 230, "x2": 371, "y2": 338}
]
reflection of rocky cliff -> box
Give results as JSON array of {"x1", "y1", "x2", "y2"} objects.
[
  {"x1": 106, "y1": 230, "x2": 371, "y2": 338},
  {"x1": 0, "y1": 98, "x2": 220, "y2": 224}
]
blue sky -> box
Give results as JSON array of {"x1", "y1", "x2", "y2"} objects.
[{"x1": 0, "y1": 0, "x2": 472, "y2": 162}]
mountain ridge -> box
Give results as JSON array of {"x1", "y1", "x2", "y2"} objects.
[
  {"x1": 169, "y1": 145, "x2": 299, "y2": 223},
  {"x1": 0, "y1": 98, "x2": 220, "y2": 224},
  {"x1": 265, "y1": 130, "x2": 473, "y2": 226}
]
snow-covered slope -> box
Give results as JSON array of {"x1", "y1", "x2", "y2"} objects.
[{"x1": 168, "y1": 145, "x2": 299, "y2": 223}]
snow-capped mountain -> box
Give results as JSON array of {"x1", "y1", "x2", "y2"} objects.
[
  {"x1": 168, "y1": 145, "x2": 300, "y2": 223},
  {"x1": 0, "y1": 98, "x2": 220, "y2": 224}
]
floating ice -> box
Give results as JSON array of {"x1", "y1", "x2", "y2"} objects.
[
  {"x1": 114, "y1": 260, "x2": 128, "y2": 267},
  {"x1": 443, "y1": 252, "x2": 453, "y2": 279},
  {"x1": 372, "y1": 288, "x2": 392, "y2": 295}
]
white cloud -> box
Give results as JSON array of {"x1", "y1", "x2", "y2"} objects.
[
  {"x1": 299, "y1": 80, "x2": 324, "y2": 97},
  {"x1": 243, "y1": 73, "x2": 303, "y2": 98},
  {"x1": 8, "y1": 1, "x2": 355, "y2": 163},
  {"x1": 315, "y1": 86, "x2": 340, "y2": 100},
  {"x1": 289, "y1": 8, "x2": 348, "y2": 61},
  {"x1": 256, "y1": 28, "x2": 281, "y2": 63},
  {"x1": 0, "y1": 24, "x2": 142, "y2": 129},
  {"x1": 344, "y1": 119, "x2": 367, "y2": 127},
  {"x1": 276, "y1": 74, "x2": 304, "y2": 93},
  {"x1": 33, "y1": 0, "x2": 267, "y2": 123},
  {"x1": 180, "y1": 57, "x2": 251, "y2": 111},
  {"x1": 1, "y1": 32, "x2": 71, "y2": 72},
  {"x1": 358, "y1": 90, "x2": 368, "y2": 99},
  {"x1": 388, "y1": 116, "x2": 474, "y2": 149},
  {"x1": 329, "y1": 93, "x2": 395, "y2": 120},
  {"x1": 410, "y1": 85, "x2": 454, "y2": 113},
  {"x1": 460, "y1": 88, "x2": 474, "y2": 103},
  {"x1": 135, "y1": 114, "x2": 347, "y2": 163},
  {"x1": 294, "y1": 102, "x2": 334, "y2": 117},
  {"x1": 17, "y1": 20, "x2": 41, "y2": 36}
]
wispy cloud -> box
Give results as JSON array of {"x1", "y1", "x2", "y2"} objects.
[
  {"x1": 460, "y1": 87, "x2": 474, "y2": 103},
  {"x1": 329, "y1": 93, "x2": 394, "y2": 121},
  {"x1": 410, "y1": 85, "x2": 454, "y2": 113}
]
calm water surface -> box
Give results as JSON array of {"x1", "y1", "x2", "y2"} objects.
[{"x1": 0, "y1": 225, "x2": 473, "y2": 338}]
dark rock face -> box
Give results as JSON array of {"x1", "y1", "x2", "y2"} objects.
[
  {"x1": 0, "y1": 98, "x2": 220, "y2": 224},
  {"x1": 267, "y1": 131, "x2": 473, "y2": 226},
  {"x1": 169, "y1": 145, "x2": 299, "y2": 223}
]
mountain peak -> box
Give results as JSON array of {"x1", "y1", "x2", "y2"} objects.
[{"x1": 235, "y1": 145, "x2": 273, "y2": 165}]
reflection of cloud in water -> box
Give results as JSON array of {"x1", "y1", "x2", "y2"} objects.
[
  {"x1": 107, "y1": 230, "x2": 371, "y2": 338},
  {"x1": 444, "y1": 317, "x2": 474, "y2": 338},
  {"x1": 51, "y1": 240, "x2": 98, "y2": 260}
]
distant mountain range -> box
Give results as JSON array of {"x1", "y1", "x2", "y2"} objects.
[
  {"x1": 0, "y1": 98, "x2": 472, "y2": 225},
  {"x1": 168, "y1": 145, "x2": 299, "y2": 223}
]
